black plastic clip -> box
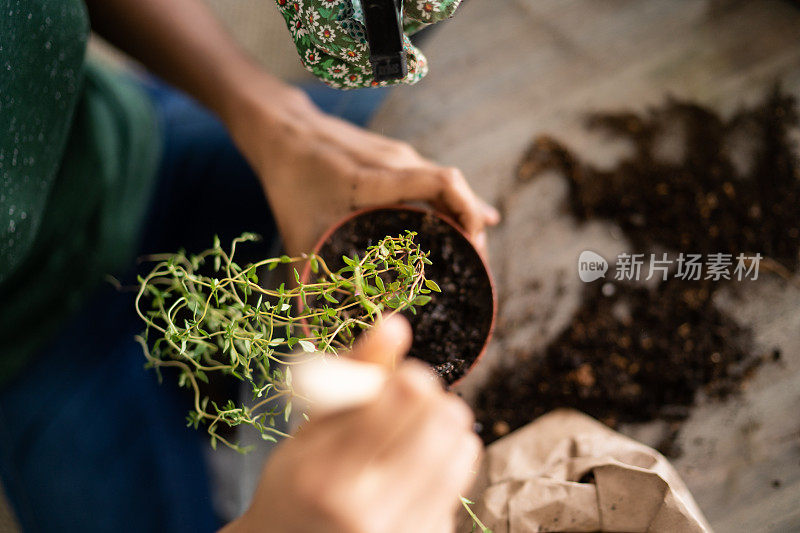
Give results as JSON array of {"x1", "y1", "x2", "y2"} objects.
[{"x1": 362, "y1": 0, "x2": 408, "y2": 82}]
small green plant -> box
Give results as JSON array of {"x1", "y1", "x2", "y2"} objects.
[{"x1": 135, "y1": 231, "x2": 438, "y2": 452}]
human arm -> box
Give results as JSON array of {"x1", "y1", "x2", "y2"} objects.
[{"x1": 84, "y1": 0, "x2": 500, "y2": 255}]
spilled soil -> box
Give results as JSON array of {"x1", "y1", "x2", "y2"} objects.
[
  {"x1": 475, "y1": 88, "x2": 799, "y2": 453},
  {"x1": 518, "y1": 89, "x2": 800, "y2": 269}
]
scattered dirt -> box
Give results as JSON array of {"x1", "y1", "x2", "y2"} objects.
[
  {"x1": 317, "y1": 208, "x2": 494, "y2": 384},
  {"x1": 475, "y1": 278, "x2": 762, "y2": 446},
  {"x1": 476, "y1": 88, "x2": 799, "y2": 452},
  {"x1": 517, "y1": 88, "x2": 800, "y2": 270}
]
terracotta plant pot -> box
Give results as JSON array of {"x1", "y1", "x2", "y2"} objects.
[{"x1": 299, "y1": 204, "x2": 496, "y2": 386}]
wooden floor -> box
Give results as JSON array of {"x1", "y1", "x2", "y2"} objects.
[{"x1": 371, "y1": 1, "x2": 800, "y2": 531}]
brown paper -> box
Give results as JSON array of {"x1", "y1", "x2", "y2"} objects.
[{"x1": 461, "y1": 409, "x2": 711, "y2": 532}]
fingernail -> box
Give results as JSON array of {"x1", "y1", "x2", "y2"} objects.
[{"x1": 485, "y1": 204, "x2": 501, "y2": 224}]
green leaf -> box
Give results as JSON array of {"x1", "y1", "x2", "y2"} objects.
[
  {"x1": 298, "y1": 340, "x2": 316, "y2": 353},
  {"x1": 363, "y1": 283, "x2": 379, "y2": 296},
  {"x1": 323, "y1": 292, "x2": 338, "y2": 304},
  {"x1": 425, "y1": 279, "x2": 441, "y2": 292},
  {"x1": 413, "y1": 295, "x2": 432, "y2": 306}
]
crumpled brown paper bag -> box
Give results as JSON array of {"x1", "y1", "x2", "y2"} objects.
[{"x1": 461, "y1": 409, "x2": 711, "y2": 532}]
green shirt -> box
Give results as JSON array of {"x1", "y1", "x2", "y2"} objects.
[{"x1": 0, "y1": 0, "x2": 161, "y2": 384}]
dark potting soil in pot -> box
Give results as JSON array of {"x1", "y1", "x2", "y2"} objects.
[
  {"x1": 316, "y1": 208, "x2": 493, "y2": 385},
  {"x1": 475, "y1": 88, "x2": 799, "y2": 454}
]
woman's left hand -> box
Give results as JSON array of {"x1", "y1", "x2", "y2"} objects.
[{"x1": 224, "y1": 75, "x2": 500, "y2": 257}]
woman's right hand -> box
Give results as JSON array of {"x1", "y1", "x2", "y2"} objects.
[{"x1": 222, "y1": 316, "x2": 482, "y2": 533}]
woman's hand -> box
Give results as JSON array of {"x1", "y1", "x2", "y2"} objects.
[
  {"x1": 224, "y1": 75, "x2": 500, "y2": 256},
  {"x1": 86, "y1": 0, "x2": 497, "y2": 258},
  {"x1": 222, "y1": 316, "x2": 482, "y2": 533}
]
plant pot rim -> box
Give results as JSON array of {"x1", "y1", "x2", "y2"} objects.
[{"x1": 298, "y1": 203, "x2": 497, "y2": 387}]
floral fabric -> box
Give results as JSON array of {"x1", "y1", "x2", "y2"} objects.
[{"x1": 275, "y1": 0, "x2": 462, "y2": 89}]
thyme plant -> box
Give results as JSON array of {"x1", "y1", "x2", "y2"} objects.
[{"x1": 135, "y1": 232, "x2": 439, "y2": 452}]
